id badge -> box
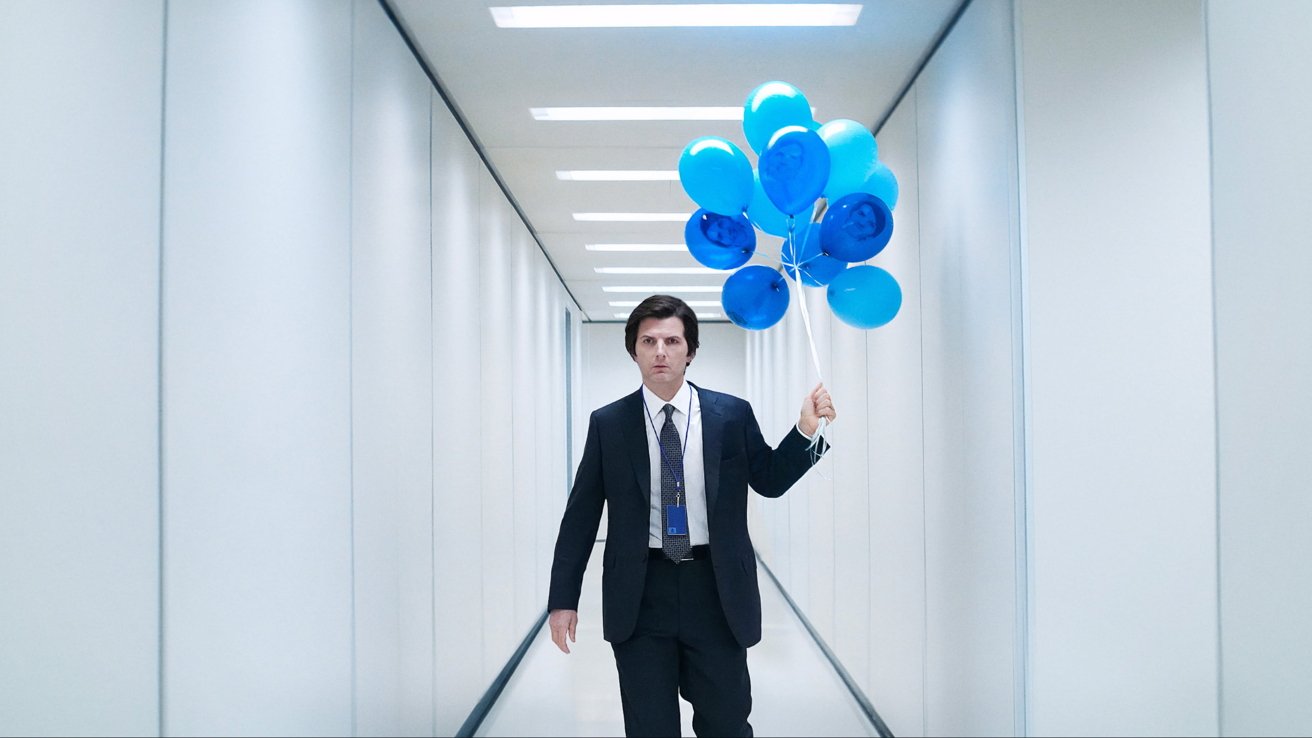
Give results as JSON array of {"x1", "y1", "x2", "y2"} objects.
[{"x1": 665, "y1": 505, "x2": 689, "y2": 536}]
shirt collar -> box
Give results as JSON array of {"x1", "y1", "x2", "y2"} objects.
[{"x1": 642, "y1": 380, "x2": 694, "y2": 419}]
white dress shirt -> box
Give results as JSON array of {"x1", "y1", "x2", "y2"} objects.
[{"x1": 641, "y1": 381, "x2": 709, "y2": 547}]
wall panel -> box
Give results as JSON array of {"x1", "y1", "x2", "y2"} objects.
[
  {"x1": 510, "y1": 234, "x2": 539, "y2": 629},
  {"x1": 430, "y1": 93, "x2": 488, "y2": 736},
  {"x1": 1207, "y1": 1, "x2": 1312, "y2": 734},
  {"x1": 1017, "y1": 2, "x2": 1218, "y2": 734},
  {"x1": 867, "y1": 94, "x2": 927, "y2": 738},
  {"x1": 0, "y1": 2, "x2": 163, "y2": 734},
  {"x1": 350, "y1": 1, "x2": 435, "y2": 734},
  {"x1": 915, "y1": 2, "x2": 1022, "y2": 733},
  {"x1": 478, "y1": 172, "x2": 520, "y2": 678},
  {"x1": 161, "y1": 1, "x2": 354, "y2": 734}
]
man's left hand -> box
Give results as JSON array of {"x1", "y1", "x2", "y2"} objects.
[{"x1": 799, "y1": 383, "x2": 836, "y2": 436}]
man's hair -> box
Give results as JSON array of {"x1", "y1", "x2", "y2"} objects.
[{"x1": 624, "y1": 294, "x2": 700, "y2": 363}]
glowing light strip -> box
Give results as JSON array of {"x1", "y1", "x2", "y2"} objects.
[
  {"x1": 586, "y1": 244, "x2": 686, "y2": 252},
  {"x1": 595, "y1": 267, "x2": 720, "y2": 275},
  {"x1": 533, "y1": 106, "x2": 741, "y2": 121},
  {"x1": 558, "y1": 170, "x2": 680, "y2": 181},
  {"x1": 492, "y1": 4, "x2": 862, "y2": 28},
  {"x1": 574, "y1": 212, "x2": 688, "y2": 222},
  {"x1": 609, "y1": 300, "x2": 721, "y2": 307},
  {"x1": 602, "y1": 285, "x2": 723, "y2": 293}
]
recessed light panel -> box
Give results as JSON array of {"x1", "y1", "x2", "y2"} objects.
[
  {"x1": 595, "y1": 267, "x2": 720, "y2": 275},
  {"x1": 574, "y1": 212, "x2": 688, "y2": 222},
  {"x1": 614, "y1": 311, "x2": 723, "y2": 319},
  {"x1": 602, "y1": 285, "x2": 723, "y2": 293},
  {"x1": 533, "y1": 107, "x2": 741, "y2": 121},
  {"x1": 586, "y1": 244, "x2": 686, "y2": 252},
  {"x1": 610, "y1": 300, "x2": 721, "y2": 307},
  {"x1": 558, "y1": 170, "x2": 680, "y2": 181},
  {"x1": 491, "y1": 4, "x2": 862, "y2": 28}
]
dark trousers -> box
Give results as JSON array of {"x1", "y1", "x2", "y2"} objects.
[{"x1": 611, "y1": 552, "x2": 753, "y2": 738}]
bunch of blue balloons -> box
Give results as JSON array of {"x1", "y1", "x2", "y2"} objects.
[{"x1": 678, "y1": 81, "x2": 902, "y2": 331}]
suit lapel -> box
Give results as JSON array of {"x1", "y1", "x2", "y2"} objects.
[
  {"x1": 696, "y1": 384, "x2": 723, "y2": 521},
  {"x1": 620, "y1": 389, "x2": 651, "y2": 504}
]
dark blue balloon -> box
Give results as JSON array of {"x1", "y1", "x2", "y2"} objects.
[
  {"x1": 820, "y1": 192, "x2": 893, "y2": 263},
  {"x1": 827, "y1": 265, "x2": 902, "y2": 329},
  {"x1": 684, "y1": 209, "x2": 756, "y2": 270},
  {"x1": 722, "y1": 265, "x2": 790, "y2": 330},
  {"x1": 781, "y1": 223, "x2": 845, "y2": 287},
  {"x1": 759, "y1": 125, "x2": 830, "y2": 216}
]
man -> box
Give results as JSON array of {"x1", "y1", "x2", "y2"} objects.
[{"x1": 547, "y1": 294, "x2": 836, "y2": 737}]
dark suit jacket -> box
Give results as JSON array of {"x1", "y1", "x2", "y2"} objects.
[{"x1": 547, "y1": 383, "x2": 827, "y2": 648}]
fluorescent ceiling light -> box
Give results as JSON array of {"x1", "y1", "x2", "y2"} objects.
[
  {"x1": 595, "y1": 267, "x2": 720, "y2": 275},
  {"x1": 534, "y1": 107, "x2": 741, "y2": 121},
  {"x1": 614, "y1": 311, "x2": 723, "y2": 320},
  {"x1": 603, "y1": 285, "x2": 723, "y2": 293},
  {"x1": 558, "y1": 170, "x2": 679, "y2": 181},
  {"x1": 574, "y1": 212, "x2": 688, "y2": 222},
  {"x1": 610, "y1": 300, "x2": 721, "y2": 307},
  {"x1": 492, "y1": 4, "x2": 862, "y2": 28},
  {"x1": 587, "y1": 243, "x2": 686, "y2": 252}
]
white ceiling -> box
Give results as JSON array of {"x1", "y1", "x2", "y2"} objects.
[{"x1": 389, "y1": 0, "x2": 961, "y2": 321}]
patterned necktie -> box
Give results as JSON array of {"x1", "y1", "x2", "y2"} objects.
[{"x1": 660, "y1": 404, "x2": 691, "y2": 562}]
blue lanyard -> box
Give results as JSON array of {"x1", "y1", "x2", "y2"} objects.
[{"x1": 642, "y1": 387, "x2": 693, "y2": 504}]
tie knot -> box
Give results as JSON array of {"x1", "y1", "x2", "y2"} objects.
[{"x1": 662, "y1": 404, "x2": 675, "y2": 423}]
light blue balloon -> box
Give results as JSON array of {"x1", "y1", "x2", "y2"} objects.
[
  {"x1": 743, "y1": 81, "x2": 814, "y2": 155},
  {"x1": 818, "y1": 119, "x2": 878, "y2": 199},
  {"x1": 684, "y1": 209, "x2": 755, "y2": 270},
  {"x1": 855, "y1": 162, "x2": 899, "y2": 210},
  {"x1": 827, "y1": 265, "x2": 902, "y2": 329},
  {"x1": 760, "y1": 125, "x2": 830, "y2": 216},
  {"x1": 722, "y1": 265, "x2": 790, "y2": 330},
  {"x1": 678, "y1": 136, "x2": 754, "y2": 216},
  {"x1": 781, "y1": 223, "x2": 845, "y2": 287},
  {"x1": 747, "y1": 172, "x2": 813, "y2": 238}
]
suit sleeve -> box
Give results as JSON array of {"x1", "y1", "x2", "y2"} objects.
[
  {"x1": 743, "y1": 401, "x2": 829, "y2": 499},
  {"x1": 547, "y1": 412, "x2": 605, "y2": 612}
]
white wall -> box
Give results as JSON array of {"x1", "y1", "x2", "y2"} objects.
[
  {"x1": 1206, "y1": 1, "x2": 1312, "y2": 735},
  {"x1": 747, "y1": 3, "x2": 1024, "y2": 736},
  {"x1": 0, "y1": 2, "x2": 164, "y2": 735},
  {"x1": 745, "y1": 1, "x2": 1239, "y2": 737},
  {"x1": 1016, "y1": 2, "x2": 1218, "y2": 734},
  {"x1": 351, "y1": 1, "x2": 435, "y2": 733},
  {"x1": 161, "y1": 2, "x2": 355, "y2": 733},
  {"x1": 0, "y1": 1, "x2": 581, "y2": 735}
]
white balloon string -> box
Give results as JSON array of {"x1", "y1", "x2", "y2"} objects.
[{"x1": 785, "y1": 219, "x2": 830, "y2": 455}]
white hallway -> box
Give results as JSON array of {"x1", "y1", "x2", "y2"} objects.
[{"x1": 2, "y1": 1, "x2": 1310, "y2": 737}]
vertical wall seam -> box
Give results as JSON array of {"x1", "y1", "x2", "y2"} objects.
[
  {"x1": 427, "y1": 88, "x2": 438, "y2": 738},
  {"x1": 347, "y1": 2, "x2": 358, "y2": 734},
  {"x1": 913, "y1": 80, "x2": 930, "y2": 738},
  {"x1": 156, "y1": 2, "x2": 170, "y2": 735},
  {"x1": 1201, "y1": 1, "x2": 1224, "y2": 734},
  {"x1": 1009, "y1": 1, "x2": 1032, "y2": 735}
]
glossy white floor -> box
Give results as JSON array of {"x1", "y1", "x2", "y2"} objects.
[{"x1": 478, "y1": 542, "x2": 879, "y2": 737}]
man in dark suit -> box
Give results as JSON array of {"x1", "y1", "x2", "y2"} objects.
[{"x1": 547, "y1": 294, "x2": 836, "y2": 737}]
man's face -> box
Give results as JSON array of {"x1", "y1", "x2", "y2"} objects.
[{"x1": 632, "y1": 316, "x2": 693, "y2": 394}]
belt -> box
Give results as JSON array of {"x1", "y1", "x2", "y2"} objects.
[{"x1": 649, "y1": 545, "x2": 710, "y2": 562}]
